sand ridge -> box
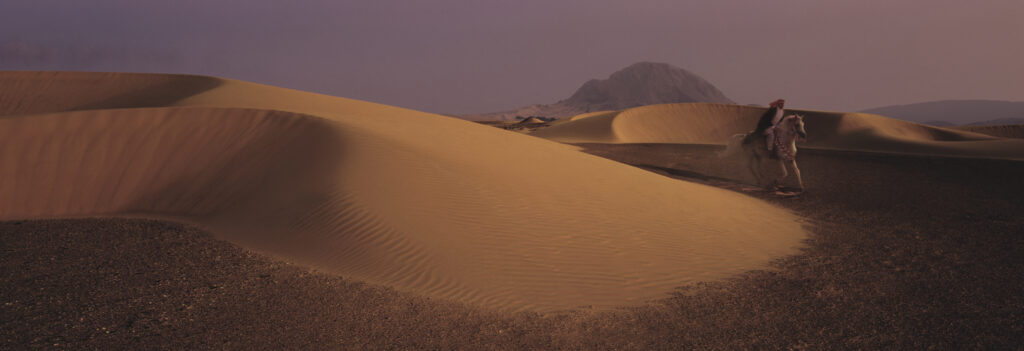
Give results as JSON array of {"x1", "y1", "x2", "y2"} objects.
[
  {"x1": 0, "y1": 71, "x2": 808, "y2": 312},
  {"x1": 953, "y1": 124, "x2": 1024, "y2": 139},
  {"x1": 0, "y1": 71, "x2": 222, "y2": 116},
  {"x1": 533, "y1": 103, "x2": 1024, "y2": 160}
]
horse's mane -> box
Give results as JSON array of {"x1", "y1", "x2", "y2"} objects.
[
  {"x1": 777, "y1": 114, "x2": 805, "y2": 132},
  {"x1": 780, "y1": 114, "x2": 801, "y2": 125}
]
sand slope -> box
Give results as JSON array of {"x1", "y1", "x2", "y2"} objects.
[
  {"x1": 533, "y1": 103, "x2": 1024, "y2": 160},
  {"x1": 0, "y1": 71, "x2": 807, "y2": 312}
]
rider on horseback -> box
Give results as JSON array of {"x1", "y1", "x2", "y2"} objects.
[{"x1": 742, "y1": 99, "x2": 785, "y2": 158}]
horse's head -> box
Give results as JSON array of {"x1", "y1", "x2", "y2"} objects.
[{"x1": 785, "y1": 114, "x2": 807, "y2": 141}]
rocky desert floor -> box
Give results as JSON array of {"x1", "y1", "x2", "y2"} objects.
[{"x1": 3, "y1": 144, "x2": 1022, "y2": 349}]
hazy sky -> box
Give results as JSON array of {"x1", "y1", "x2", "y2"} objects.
[{"x1": 2, "y1": 0, "x2": 1022, "y2": 114}]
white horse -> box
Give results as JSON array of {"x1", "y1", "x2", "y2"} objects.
[{"x1": 719, "y1": 114, "x2": 807, "y2": 191}]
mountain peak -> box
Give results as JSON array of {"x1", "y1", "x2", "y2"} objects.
[
  {"x1": 563, "y1": 62, "x2": 733, "y2": 111},
  {"x1": 461, "y1": 62, "x2": 734, "y2": 121}
]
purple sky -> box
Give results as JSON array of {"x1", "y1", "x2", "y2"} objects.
[{"x1": 1, "y1": 0, "x2": 1022, "y2": 114}]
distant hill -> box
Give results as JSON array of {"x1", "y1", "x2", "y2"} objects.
[
  {"x1": 860, "y1": 100, "x2": 1024, "y2": 126},
  {"x1": 461, "y1": 62, "x2": 734, "y2": 121},
  {"x1": 516, "y1": 116, "x2": 548, "y2": 124},
  {"x1": 964, "y1": 117, "x2": 1024, "y2": 126},
  {"x1": 922, "y1": 120, "x2": 956, "y2": 127}
]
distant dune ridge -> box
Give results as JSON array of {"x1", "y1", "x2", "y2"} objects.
[
  {"x1": 461, "y1": 62, "x2": 733, "y2": 121},
  {"x1": 0, "y1": 71, "x2": 807, "y2": 312},
  {"x1": 953, "y1": 124, "x2": 1024, "y2": 139},
  {"x1": 532, "y1": 103, "x2": 1024, "y2": 160},
  {"x1": 859, "y1": 100, "x2": 1024, "y2": 126}
]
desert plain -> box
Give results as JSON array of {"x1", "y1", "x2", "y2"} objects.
[{"x1": 2, "y1": 71, "x2": 1023, "y2": 349}]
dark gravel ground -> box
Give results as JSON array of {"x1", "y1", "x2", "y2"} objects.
[{"x1": 2, "y1": 144, "x2": 1022, "y2": 349}]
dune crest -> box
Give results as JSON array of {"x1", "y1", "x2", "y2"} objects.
[
  {"x1": 533, "y1": 103, "x2": 1024, "y2": 160},
  {"x1": 0, "y1": 72, "x2": 808, "y2": 312}
]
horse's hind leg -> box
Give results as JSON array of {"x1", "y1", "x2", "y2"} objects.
[{"x1": 746, "y1": 151, "x2": 762, "y2": 186}]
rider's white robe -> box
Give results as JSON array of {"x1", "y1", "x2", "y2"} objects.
[{"x1": 764, "y1": 107, "x2": 785, "y2": 151}]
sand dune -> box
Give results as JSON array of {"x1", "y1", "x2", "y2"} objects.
[
  {"x1": 0, "y1": 71, "x2": 807, "y2": 312},
  {"x1": 953, "y1": 124, "x2": 1024, "y2": 139},
  {"x1": 0, "y1": 71, "x2": 222, "y2": 115},
  {"x1": 533, "y1": 103, "x2": 1024, "y2": 160}
]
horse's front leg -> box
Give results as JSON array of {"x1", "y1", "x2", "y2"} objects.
[
  {"x1": 789, "y1": 159, "x2": 804, "y2": 192},
  {"x1": 774, "y1": 159, "x2": 788, "y2": 190}
]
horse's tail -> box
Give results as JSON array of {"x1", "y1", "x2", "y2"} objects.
[{"x1": 718, "y1": 133, "x2": 747, "y2": 159}]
